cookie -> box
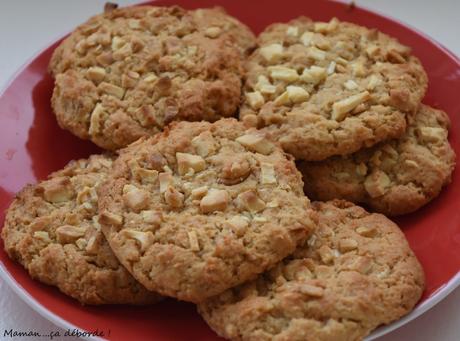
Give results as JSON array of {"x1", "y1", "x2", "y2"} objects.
[
  {"x1": 240, "y1": 17, "x2": 428, "y2": 161},
  {"x1": 299, "y1": 105, "x2": 456, "y2": 216},
  {"x1": 199, "y1": 200, "x2": 425, "y2": 341},
  {"x1": 1, "y1": 155, "x2": 160, "y2": 305},
  {"x1": 98, "y1": 119, "x2": 314, "y2": 303},
  {"x1": 49, "y1": 5, "x2": 256, "y2": 150}
]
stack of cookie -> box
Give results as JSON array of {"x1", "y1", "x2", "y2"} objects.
[{"x1": 1, "y1": 3, "x2": 455, "y2": 341}]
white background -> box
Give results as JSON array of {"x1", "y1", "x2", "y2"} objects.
[{"x1": 1, "y1": 0, "x2": 459, "y2": 340}]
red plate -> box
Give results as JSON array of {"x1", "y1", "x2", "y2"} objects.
[{"x1": 1, "y1": 0, "x2": 459, "y2": 340}]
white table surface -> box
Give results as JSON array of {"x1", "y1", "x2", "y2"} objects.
[{"x1": 1, "y1": 0, "x2": 459, "y2": 340}]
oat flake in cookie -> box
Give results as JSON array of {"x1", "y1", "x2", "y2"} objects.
[
  {"x1": 98, "y1": 119, "x2": 314, "y2": 303},
  {"x1": 49, "y1": 5, "x2": 256, "y2": 150},
  {"x1": 199, "y1": 200, "x2": 425, "y2": 341},
  {"x1": 299, "y1": 105, "x2": 456, "y2": 216},
  {"x1": 1, "y1": 155, "x2": 160, "y2": 305},
  {"x1": 240, "y1": 17, "x2": 428, "y2": 161}
]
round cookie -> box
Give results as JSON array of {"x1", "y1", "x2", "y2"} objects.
[
  {"x1": 98, "y1": 119, "x2": 314, "y2": 303},
  {"x1": 240, "y1": 17, "x2": 428, "y2": 161},
  {"x1": 1, "y1": 155, "x2": 160, "y2": 305},
  {"x1": 199, "y1": 200, "x2": 425, "y2": 341},
  {"x1": 299, "y1": 105, "x2": 456, "y2": 216},
  {"x1": 49, "y1": 5, "x2": 256, "y2": 150}
]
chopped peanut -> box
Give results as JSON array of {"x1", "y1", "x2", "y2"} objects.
[
  {"x1": 98, "y1": 82, "x2": 125, "y2": 99},
  {"x1": 75, "y1": 238, "x2": 87, "y2": 250},
  {"x1": 164, "y1": 186, "x2": 184, "y2": 208},
  {"x1": 364, "y1": 170, "x2": 391, "y2": 198},
  {"x1": 141, "y1": 210, "x2": 162, "y2": 226},
  {"x1": 143, "y1": 73, "x2": 158, "y2": 83},
  {"x1": 286, "y1": 85, "x2": 309, "y2": 103},
  {"x1": 356, "y1": 226, "x2": 377, "y2": 237},
  {"x1": 327, "y1": 61, "x2": 336, "y2": 75},
  {"x1": 86, "y1": 67, "x2": 106, "y2": 83},
  {"x1": 331, "y1": 91, "x2": 370, "y2": 121},
  {"x1": 123, "y1": 185, "x2": 149, "y2": 211},
  {"x1": 344, "y1": 80, "x2": 359, "y2": 90},
  {"x1": 300, "y1": 31, "x2": 314, "y2": 46},
  {"x1": 260, "y1": 162, "x2": 277, "y2": 184},
  {"x1": 274, "y1": 91, "x2": 290, "y2": 106},
  {"x1": 245, "y1": 91, "x2": 265, "y2": 110},
  {"x1": 236, "y1": 133, "x2": 274, "y2": 155},
  {"x1": 367, "y1": 74, "x2": 383, "y2": 90},
  {"x1": 200, "y1": 189, "x2": 229, "y2": 213},
  {"x1": 268, "y1": 66, "x2": 299, "y2": 82},
  {"x1": 41, "y1": 177, "x2": 74, "y2": 203},
  {"x1": 204, "y1": 26, "x2": 221, "y2": 38},
  {"x1": 255, "y1": 75, "x2": 277, "y2": 94},
  {"x1": 356, "y1": 162, "x2": 368, "y2": 176},
  {"x1": 318, "y1": 245, "x2": 334, "y2": 264},
  {"x1": 417, "y1": 127, "x2": 447, "y2": 143},
  {"x1": 100, "y1": 211, "x2": 123, "y2": 226},
  {"x1": 351, "y1": 62, "x2": 367, "y2": 77},
  {"x1": 85, "y1": 235, "x2": 98, "y2": 254},
  {"x1": 260, "y1": 43, "x2": 284, "y2": 63},
  {"x1": 122, "y1": 229, "x2": 154, "y2": 253},
  {"x1": 225, "y1": 215, "x2": 249, "y2": 237},
  {"x1": 132, "y1": 168, "x2": 159, "y2": 184},
  {"x1": 128, "y1": 19, "x2": 141, "y2": 29},
  {"x1": 192, "y1": 132, "x2": 217, "y2": 157},
  {"x1": 187, "y1": 230, "x2": 200, "y2": 251},
  {"x1": 158, "y1": 172, "x2": 173, "y2": 193},
  {"x1": 236, "y1": 190, "x2": 266, "y2": 212},
  {"x1": 191, "y1": 186, "x2": 209, "y2": 199},
  {"x1": 111, "y1": 36, "x2": 126, "y2": 50},
  {"x1": 286, "y1": 26, "x2": 299, "y2": 37},
  {"x1": 176, "y1": 152, "x2": 206, "y2": 175},
  {"x1": 307, "y1": 46, "x2": 326, "y2": 61},
  {"x1": 299, "y1": 284, "x2": 324, "y2": 297},
  {"x1": 89, "y1": 103, "x2": 105, "y2": 136},
  {"x1": 300, "y1": 66, "x2": 327, "y2": 84},
  {"x1": 34, "y1": 231, "x2": 51, "y2": 243},
  {"x1": 339, "y1": 238, "x2": 358, "y2": 252},
  {"x1": 56, "y1": 225, "x2": 87, "y2": 244}
]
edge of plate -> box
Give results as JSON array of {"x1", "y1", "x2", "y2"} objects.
[
  {"x1": 0, "y1": 30, "x2": 104, "y2": 341},
  {"x1": 328, "y1": 0, "x2": 460, "y2": 337},
  {"x1": 0, "y1": 263, "x2": 103, "y2": 341},
  {"x1": 331, "y1": 0, "x2": 460, "y2": 62}
]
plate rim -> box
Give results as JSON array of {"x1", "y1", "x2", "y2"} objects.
[
  {"x1": 0, "y1": 263, "x2": 101, "y2": 341},
  {"x1": 0, "y1": 1, "x2": 459, "y2": 340}
]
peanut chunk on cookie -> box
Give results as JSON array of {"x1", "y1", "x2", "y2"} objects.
[
  {"x1": 259, "y1": 43, "x2": 284, "y2": 63},
  {"x1": 236, "y1": 133, "x2": 274, "y2": 155},
  {"x1": 200, "y1": 189, "x2": 229, "y2": 213},
  {"x1": 331, "y1": 91, "x2": 370, "y2": 121},
  {"x1": 176, "y1": 153, "x2": 206, "y2": 175}
]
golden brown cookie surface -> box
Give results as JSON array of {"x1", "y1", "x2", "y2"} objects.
[
  {"x1": 98, "y1": 119, "x2": 314, "y2": 303},
  {"x1": 199, "y1": 200, "x2": 425, "y2": 341},
  {"x1": 299, "y1": 105, "x2": 456, "y2": 215},
  {"x1": 1, "y1": 155, "x2": 160, "y2": 305},
  {"x1": 50, "y1": 5, "x2": 255, "y2": 150},
  {"x1": 240, "y1": 17, "x2": 427, "y2": 161}
]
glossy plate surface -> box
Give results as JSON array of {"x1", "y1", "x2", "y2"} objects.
[{"x1": 1, "y1": 0, "x2": 459, "y2": 340}]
